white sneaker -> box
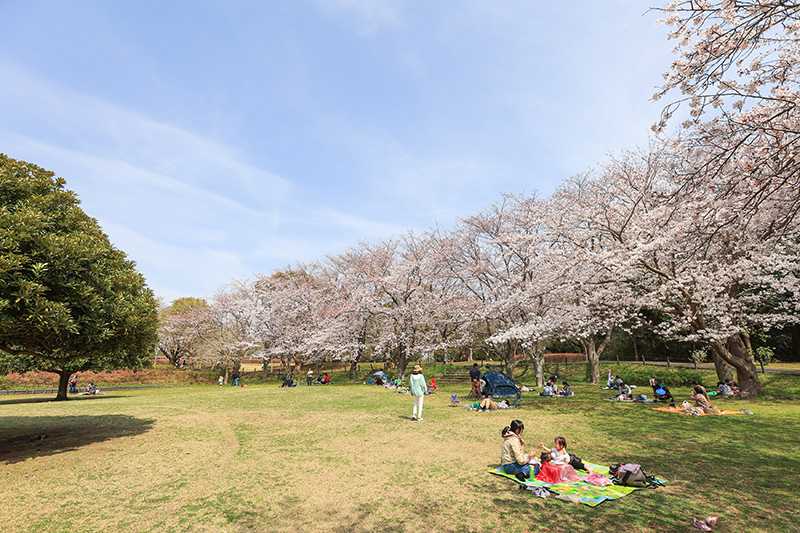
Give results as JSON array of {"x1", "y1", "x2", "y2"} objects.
[{"x1": 418, "y1": 418, "x2": 424, "y2": 422}]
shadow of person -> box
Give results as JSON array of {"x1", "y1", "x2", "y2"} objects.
[{"x1": 0, "y1": 415, "x2": 154, "y2": 464}]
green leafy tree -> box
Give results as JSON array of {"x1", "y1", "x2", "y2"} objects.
[{"x1": 0, "y1": 154, "x2": 159, "y2": 400}]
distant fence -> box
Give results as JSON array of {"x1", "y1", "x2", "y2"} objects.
[
  {"x1": 543, "y1": 352, "x2": 586, "y2": 363},
  {"x1": 0, "y1": 384, "x2": 169, "y2": 396}
]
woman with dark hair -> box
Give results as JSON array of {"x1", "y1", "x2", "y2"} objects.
[
  {"x1": 692, "y1": 384, "x2": 720, "y2": 415},
  {"x1": 500, "y1": 419, "x2": 538, "y2": 481}
]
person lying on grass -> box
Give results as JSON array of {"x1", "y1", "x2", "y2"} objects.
[
  {"x1": 500, "y1": 419, "x2": 540, "y2": 481},
  {"x1": 480, "y1": 394, "x2": 498, "y2": 410}
]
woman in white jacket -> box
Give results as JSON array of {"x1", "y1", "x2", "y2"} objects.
[{"x1": 409, "y1": 365, "x2": 427, "y2": 421}]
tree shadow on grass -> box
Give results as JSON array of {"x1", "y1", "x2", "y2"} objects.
[
  {"x1": 0, "y1": 415, "x2": 154, "y2": 464},
  {"x1": 0, "y1": 395, "x2": 128, "y2": 406}
]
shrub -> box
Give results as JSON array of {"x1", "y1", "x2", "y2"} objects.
[
  {"x1": 754, "y1": 346, "x2": 774, "y2": 373},
  {"x1": 606, "y1": 364, "x2": 707, "y2": 387}
]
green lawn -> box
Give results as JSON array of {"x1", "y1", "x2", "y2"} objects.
[{"x1": 1, "y1": 377, "x2": 799, "y2": 532}]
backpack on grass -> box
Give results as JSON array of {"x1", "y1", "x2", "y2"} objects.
[{"x1": 609, "y1": 463, "x2": 661, "y2": 488}]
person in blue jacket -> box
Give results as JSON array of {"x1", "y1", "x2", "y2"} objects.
[{"x1": 409, "y1": 364, "x2": 427, "y2": 421}]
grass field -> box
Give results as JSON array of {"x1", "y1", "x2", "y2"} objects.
[{"x1": 2, "y1": 376, "x2": 800, "y2": 532}]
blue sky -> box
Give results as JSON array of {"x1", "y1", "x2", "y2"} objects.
[{"x1": 0, "y1": 0, "x2": 674, "y2": 303}]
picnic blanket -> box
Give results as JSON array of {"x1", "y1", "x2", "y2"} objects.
[
  {"x1": 490, "y1": 462, "x2": 663, "y2": 507},
  {"x1": 653, "y1": 406, "x2": 743, "y2": 416}
]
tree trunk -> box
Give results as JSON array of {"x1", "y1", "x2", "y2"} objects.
[
  {"x1": 711, "y1": 350, "x2": 736, "y2": 383},
  {"x1": 583, "y1": 339, "x2": 600, "y2": 384},
  {"x1": 710, "y1": 333, "x2": 761, "y2": 396},
  {"x1": 224, "y1": 366, "x2": 229, "y2": 385},
  {"x1": 502, "y1": 341, "x2": 517, "y2": 377},
  {"x1": 531, "y1": 346, "x2": 545, "y2": 388},
  {"x1": 467, "y1": 347, "x2": 473, "y2": 362},
  {"x1": 633, "y1": 336, "x2": 640, "y2": 364},
  {"x1": 790, "y1": 323, "x2": 800, "y2": 362},
  {"x1": 396, "y1": 348, "x2": 408, "y2": 379},
  {"x1": 666, "y1": 353, "x2": 671, "y2": 368},
  {"x1": 55, "y1": 370, "x2": 71, "y2": 401}
]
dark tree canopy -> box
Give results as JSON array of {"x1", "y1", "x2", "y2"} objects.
[{"x1": 0, "y1": 154, "x2": 159, "y2": 399}]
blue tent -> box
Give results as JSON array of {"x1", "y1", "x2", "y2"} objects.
[{"x1": 482, "y1": 371, "x2": 520, "y2": 399}]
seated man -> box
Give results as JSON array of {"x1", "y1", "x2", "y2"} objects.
[
  {"x1": 321, "y1": 372, "x2": 331, "y2": 384},
  {"x1": 654, "y1": 383, "x2": 673, "y2": 403},
  {"x1": 616, "y1": 381, "x2": 632, "y2": 400},
  {"x1": 718, "y1": 381, "x2": 734, "y2": 397},
  {"x1": 559, "y1": 381, "x2": 573, "y2": 397}
]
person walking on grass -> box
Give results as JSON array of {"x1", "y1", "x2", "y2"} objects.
[{"x1": 409, "y1": 364, "x2": 427, "y2": 421}]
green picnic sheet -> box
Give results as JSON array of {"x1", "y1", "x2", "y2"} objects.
[{"x1": 490, "y1": 463, "x2": 664, "y2": 507}]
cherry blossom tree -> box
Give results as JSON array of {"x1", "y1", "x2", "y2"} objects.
[
  {"x1": 327, "y1": 247, "x2": 385, "y2": 377},
  {"x1": 157, "y1": 297, "x2": 209, "y2": 367},
  {"x1": 200, "y1": 282, "x2": 262, "y2": 382},
  {"x1": 561, "y1": 146, "x2": 799, "y2": 394},
  {"x1": 437, "y1": 196, "x2": 567, "y2": 385}
]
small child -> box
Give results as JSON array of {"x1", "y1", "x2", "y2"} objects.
[
  {"x1": 549, "y1": 436, "x2": 570, "y2": 465},
  {"x1": 450, "y1": 393, "x2": 460, "y2": 406},
  {"x1": 218, "y1": 375, "x2": 224, "y2": 386},
  {"x1": 536, "y1": 437, "x2": 580, "y2": 483}
]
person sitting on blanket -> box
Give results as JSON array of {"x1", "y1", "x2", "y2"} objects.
[
  {"x1": 718, "y1": 380, "x2": 737, "y2": 397},
  {"x1": 615, "y1": 380, "x2": 632, "y2": 400},
  {"x1": 654, "y1": 383, "x2": 674, "y2": 404},
  {"x1": 559, "y1": 381, "x2": 573, "y2": 397},
  {"x1": 691, "y1": 384, "x2": 720, "y2": 415},
  {"x1": 536, "y1": 437, "x2": 581, "y2": 483},
  {"x1": 499, "y1": 420, "x2": 539, "y2": 481}
]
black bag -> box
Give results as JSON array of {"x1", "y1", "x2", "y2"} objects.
[
  {"x1": 569, "y1": 453, "x2": 586, "y2": 471},
  {"x1": 610, "y1": 463, "x2": 661, "y2": 488}
]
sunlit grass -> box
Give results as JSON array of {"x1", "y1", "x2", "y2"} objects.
[{"x1": 1, "y1": 377, "x2": 799, "y2": 532}]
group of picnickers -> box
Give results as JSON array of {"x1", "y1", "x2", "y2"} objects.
[{"x1": 66, "y1": 375, "x2": 100, "y2": 395}]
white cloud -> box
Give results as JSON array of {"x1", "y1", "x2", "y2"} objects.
[
  {"x1": 102, "y1": 222, "x2": 250, "y2": 305},
  {"x1": 0, "y1": 61, "x2": 409, "y2": 300}
]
